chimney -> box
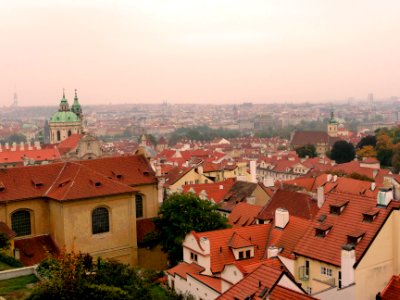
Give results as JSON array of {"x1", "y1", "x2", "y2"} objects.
[
  {"x1": 267, "y1": 246, "x2": 279, "y2": 258},
  {"x1": 341, "y1": 246, "x2": 356, "y2": 287},
  {"x1": 27, "y1": 141, "x2": 32, "y2": 150},
  {"x1": 155, "y1": 165, "x2": 161, "y2": 177},
  {"x1": 327, "y1": 174, "x2": 332, "y2": 182},
  {"x1": 34, "y1": 141, "x2": 41, "y2": 150},
  {"x1": 20, "y1": 141, "x2": 24, "y2": 151},
  {"x1": 5, "y1": 143, "x2": 9, "y2": 150},
  {"x1": 219, "y1": 185, "x2": 224, "y2": 190},
  {"x1": 250, "y1": 160, "x2": 257, "y2": 183},
  {"x1": 317, "y1": 186, "x2": 325, "y2": 208},
  {"x1": 371, "y1": 182, "x2": 376, "y2": 191},
  {"x1": 275, "y1": 208, "x2": 289, "y2": 229},
  {"x1": 11, "y1": 142, "x2": 16, "y2": 152},
  {"x1": 333, "y1": 175, "x2": 338, "y2": 182},
  {"x1": 377, "y1": 187, "x2": 393, "y2": 207}
]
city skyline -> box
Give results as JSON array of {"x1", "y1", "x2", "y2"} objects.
[{"x1": 1, "y1": 0, "x2": 399, "y2": 105}]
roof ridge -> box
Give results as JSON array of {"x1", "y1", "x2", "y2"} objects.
[
  {"x1": 44, "y1": 162, "x2": 69, "y2": 197},
  {"x1": 60, "y1": 163, "x2": 82, "y2": 200}
]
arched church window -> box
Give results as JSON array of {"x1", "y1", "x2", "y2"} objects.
[
  {"x1": 57, "y1": 130, "x2": 61, "y2": 142},
  {"x1": 92, "y1": 207, "x2": 110, "y2": 234},
  {"x1": 135, "y1": 194, "x2": 144, "y2": 218},
  {"x1": 11, "y1": 210, "x2": 32, "y2": 237}
]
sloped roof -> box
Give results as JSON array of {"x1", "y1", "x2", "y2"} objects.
[
  {"x1": 164, "y1": 166, "x2": 192, "y2": 186},
  {"x1": 291, "y1": 130, "x2": 340, "y2": 147},
  {"x1": 0, "y1": 156, "x2": 155, "y2": 202},
  {"x1": 80, "y1": 155, "x2": 157, "y2": 186},
  {"x1": 217, "y1": 263, "x2": 316, "y2": 300},
  {"x1": 15, "y1": 235, "x2": 60, "y2": 266},
  {"x1": 257, "y1": 189, "x2": 319, "y2": 221},
  {"x1": 380, "y1": 275, "x2": 400, "y2": 299},
  {"x1": 166, "y1": 262, "x2": 204, "y2": 279},
  {"x1": 57, "y1": 134, "x2": 83, "y2": 155},
  {"x1": 294, "y1": 192, "x2": 400, "y2": 266},
  {"x1": 228, "y1": 202, "x2": 263, "y2": 227}
]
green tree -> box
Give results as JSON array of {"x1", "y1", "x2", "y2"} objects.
[
  {"x1": 376, "y1": 133, "x2": 394, "y2": 166},
  {"x1": 330, "y1": 140, "x2": 355, "y2": 164},
  {"x1": 392, "y1": 143, "x2": 400, "y2": 173},
  {"x1": 356, "y1": 135, "x2": 376, "y2": 149},
  {"x1": 30, "y1": 251, "x2": 189, "y2": 300},
  {"x1": 295, "y1": 144, "x2": 317, "y2": 158},
  {"x1": 153, "y1": 193, "x2": 229, "y2": 266}
]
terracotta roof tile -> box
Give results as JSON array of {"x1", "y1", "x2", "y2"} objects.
[
  {"x1": 381, "y1": 275, "x2": 400, "y2": 299},
  {"x1": 294, "y1": 192, "x2": 400, "y2": 266},
  {"x1": 228, "y1": 203, "x2": 263, "y2": 227},
  {"x1": 14, "y1": 235, "x2": 60, "y2": 266},
  {"x1": 166, "y1": 262, "x2": 204, "y2": 279}
]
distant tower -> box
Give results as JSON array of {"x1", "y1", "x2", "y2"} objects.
[
  {"x1": 327, "y1": 111, "x2": 338, "y2": 137},
  {"x1": 71, "y1": 89, "x2": 83, "y2": 118},
  {"x1": 11, "y1": 89, "x2": 18, "y2": 107}
]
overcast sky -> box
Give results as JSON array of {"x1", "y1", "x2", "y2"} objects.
[{"x1": 1, "y1": 0, "x2": 399, "y2": 106}]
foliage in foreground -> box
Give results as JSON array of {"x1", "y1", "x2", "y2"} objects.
[
  {"x1": 149, "y1": 193, "x2": 230, "y2": 266},
  {"x1": 29, "y1": 251, "x2": 189, "y2": 300}
]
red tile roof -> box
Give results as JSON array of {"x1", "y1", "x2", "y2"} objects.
[
  {"x1": 56, "y1": 134, "x2": 83, "y2": 155},
  {"x1": 380, "y1": 275, "x2": 400, "y2": 300},
  {"x1": 14, "y1": 235, "x2": 60, "y2": 266},
  {"x1": 79, "y1": 155, "x2": 157, "y2": 186},
  {"x1": 257, "y1": 189, "x2": 319, "y2": 221},
  {"x1": 0, "y1": 156, "x2": 156, "y2": 202},
  {"x1": 136, "y1": 218, "x2": 156, "y2": 245},
  {"x1": 294, "y1": 192, "x2": 400, "y2": 266},
  {"x1": 188, "y1": 273, "x2": 224, "y2": 293},
  {"x1": 269, "y1": 285, "x2": 318, "y2": 300},
  {"x1": 183, "y1": 179, "x2": 235, "y2": 203},
  {"x1": 164, "y1": 166, "x2": 192, "y2": 186},
  {"x1": 291, "y1": 130, "x2": 340, "y2": 147},
  {"x1": 166, "y1": 262, "x2": 204, "y2": 279},
  {"x1": 228, "y1": 202, "x2": 263, "y2": 227}
]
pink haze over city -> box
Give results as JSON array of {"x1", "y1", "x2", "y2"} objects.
[{"x1": 1, "y1": 0, "x2": 399, "y2": 106}]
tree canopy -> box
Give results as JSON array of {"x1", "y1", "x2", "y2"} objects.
[
  {"x1": 151, "y1": 193, "x2": 229, "y2": 266},
  {"x1": 330, "y1": 140, "x2": 355, "y2": 164},
  {"x1": 29, "y1": 251, "x2": 189, "y2": 300},
  {"x1": 295, "y1": 144, "x2": 317, "y2": 158}
]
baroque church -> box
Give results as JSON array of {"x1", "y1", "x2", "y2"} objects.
[{"x1": 49, "y1": 89, "x2": 83, "y2": 144}]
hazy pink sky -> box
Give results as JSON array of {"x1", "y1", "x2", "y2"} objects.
[{"x1": 1, "y1": 0, "x2": 399, "y2": 106}]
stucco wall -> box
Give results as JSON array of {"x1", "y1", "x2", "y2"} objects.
[{"x1": 355, "y1": 211, "x2": 398, "y2": 300}]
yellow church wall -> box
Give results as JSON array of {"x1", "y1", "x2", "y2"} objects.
[
  {"x1": 59, "y1": 193, "x2": 138, "y2": 265},
  {"x1": 354, "y1": 210, "x2": 399, "y2": 300},
  {"x1": 0, "y1": 199, "x2": 50, "y2": 238},
  {"x1": 134, "y1": 184, "x2": 159, "y2": 219}
]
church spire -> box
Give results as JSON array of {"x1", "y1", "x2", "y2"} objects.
[
  {"x1": 71, "y1": 88, "x2": 82, "y2": 118},
  {"x1": 59, "y1": 89, "x2": 70, "y2": 111}
]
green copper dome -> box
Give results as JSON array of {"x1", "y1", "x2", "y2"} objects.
[
  {"x1": 50, "y1": 111, "x2": 80, "y2": 123},
  {"x1": 71, "y1": 89, "x2": 82, "y2": 116}
]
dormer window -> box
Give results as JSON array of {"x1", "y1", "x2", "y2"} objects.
[
  {"x1": 329, "y1": 200, "x2": 349, "y2": 215},
  {"x1": 190, "y1": 252, "x2": 198, "y2": 262},
  {"x1": 347, "y1": 230, "x2": 365, "y2": 246},
  {"x1": 90, "y1": 180, "x2": 102, "y2": 187},
  {"x1": 363, "y1": 209, "x2": 379, "y2": 223},
  {"x1": 31, "y1": 180, "x2": 44, "y2": 189},
  {"x1": 315, "y1": 224, "x2": 332, "y2": 238}
]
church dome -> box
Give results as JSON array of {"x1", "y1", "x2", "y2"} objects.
[{"x1": 49, "y1": 111, "x2": 80, "y2": 123}]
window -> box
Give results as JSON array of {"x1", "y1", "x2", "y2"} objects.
[
  {"x1": 306, "y1": 287, "x2": 312, "y2": 295},
  {"x1": 68, "y1": 130, "x2": 72, "y2": 137},
  {"x1": 239, "y1": 251, "x2": 244, "y2": 259},
  {"x1": 305, "y1": 260, "x2": 310, "y2": 277},
  {"x1": 92, "y1": 207, "x2": 109, "y2": 234},
  {"x1": 57, "y1": 130, "x2": 61, "y2": 142},
  {"x1": 338, "y1": 271, "x2": 342, "y2": 288},
  {"x1": 246, "y1": 250, "x2": 251, "y2": 258},
  {"x1": 11, "y1": 210, "x2": 31, "y2": 237},
  {"x1": 320, "y1": 266, "x2": 333, "y2": 277},
  {"x1": 190, "y1": 252, "x2": 198, "y2": 262},
  {"x1": 135, "y1": 194, "x2": 144, "y2": 218}
]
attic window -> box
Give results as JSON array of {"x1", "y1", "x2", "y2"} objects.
[
  {"x1": 90, "y1": 180, "x2": 102, "y2": 187},
  {"x1": 329, "y1": 200, "x2": 349, "y2": 215},
  {"x1": 112, "y1": 171, "x2": 123, "y2": 180},
  {"x1": 315, "y1": 224, "x2": 332, "y2": 238},
  {"x1": 143, "y1": 171, "x2": 150, "y2": 176},
  {"x1": 318, "y1": 214, "x2": 327, "y2": 223},
  {"x1": 31, "y1": 180, "x2": 44, "y2": 189},
  {"x1": 347, "y1": 230, "x2": 365, "y2": 246},
  {"x1": 363, "y1": 209, "x2": 379, "y2": 223},
  {"x1": 58, "y1": 180, "x2": 71, "y2": 188}
]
